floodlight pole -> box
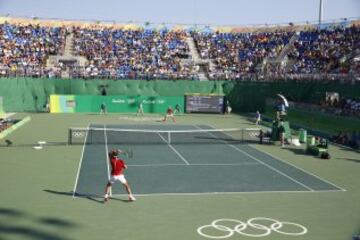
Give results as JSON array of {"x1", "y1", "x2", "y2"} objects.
[{"x1": 319, "y1": 0, "x2": 324, "y2": 27}]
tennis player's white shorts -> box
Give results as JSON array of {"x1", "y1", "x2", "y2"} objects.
[{"x1": 109, "y1": 174, "x2": 127, "y2": 184}]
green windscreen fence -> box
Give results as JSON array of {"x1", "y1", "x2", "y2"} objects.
[
  {"x1": 50, "y1": 95, "x2": 184, "y2": 113},
  {"x1": 0, "y1": 78, "x2": 359, "y2": 113}
]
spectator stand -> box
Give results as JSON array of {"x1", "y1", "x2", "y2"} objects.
[{"x1": 0, "y1": 17, "x2": 359, "y2": 80}]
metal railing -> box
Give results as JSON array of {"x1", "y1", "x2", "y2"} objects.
[{"x1": 0, "y1": 66, "x2": 359, "y2": 83}]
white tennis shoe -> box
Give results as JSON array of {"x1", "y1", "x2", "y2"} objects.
[{"x1": 129, "y1": 195, "x2": 136, "y2": 201}]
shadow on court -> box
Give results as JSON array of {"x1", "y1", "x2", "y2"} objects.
[
  {"x1": 43, "y1": 189, "x2": 131, "y2": 203},
  {"x1": 285, "y1": 147, "x2": 308, "y2": 156},
  {"x1": 43, "y1": 189, "x2": 104, "y2": 204},
  {"x1": 0, "y1": 207, "x2": 78, "y2": 240}
]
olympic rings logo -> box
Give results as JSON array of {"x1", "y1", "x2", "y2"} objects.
[
  {"x1": 72, "y1": 131, "x2": 85, "y2": 138},
  {"x1": 197, "y1": 218, "x2": 307, "y2": 238}
]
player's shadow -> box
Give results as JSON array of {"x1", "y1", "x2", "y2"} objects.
[
  {"x1": 43, "y1": 189, "x2": 131, "y2": 203},
  {"x1": 43, "y1": 189, "x2": 103, "y2": 204},
  {"x1": 285, "y1": 147, "x2": 308, "y2": 156}
]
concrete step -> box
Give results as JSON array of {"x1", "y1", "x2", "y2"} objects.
[
  {"x1": 186, "y1": 37, "x2": 201, "y2": 62},
  {"x1": 63, "y1": 33, "x2": 74, "y2": 57}
]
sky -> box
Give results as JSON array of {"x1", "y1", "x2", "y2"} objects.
[{"x1": 0, "y1": 0, "x2": 359, "y2": 26}]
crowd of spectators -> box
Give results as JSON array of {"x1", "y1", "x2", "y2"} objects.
[
  {"x1": 192, "y1": 31, "x2": 294, "y2": 80},
  {"x1": 0, "y1": 22, "x2": 359, "y2": 81},
  {"x1": 288, "y1": 25, "x2": 360, "y2": 75},
  {"x1": 0, "y1": 23, "x2": 66, "y2": 78},
  {"x1": 72, "y1": 27, "x2": 198, "y2": 80}
]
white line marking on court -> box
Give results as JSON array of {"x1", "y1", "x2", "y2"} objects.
[
  {"x1": 104, "y1": 124, "x2": 112, "y2": 196},
  {"x1": 128, "y1": 162, "x2": 262, "y2": 167},
  {"x1": 248, "y1": 144, "x2": 346, "y2": 191},
  {"x1": 111, "y1": 189, "x2": 345, "y2": 197},
  {"x1": 206, "y1": 124, "x2": 346, "y2": 191},
  {"x1": 156, "y1": 132, "x2": 190, "y2": 165},
  {"x1": 194, "y1": 125, "x2": 314, "y2": 192},
  {"x1": 72, "y1": 124, "x2": 90, "y2": 198}
]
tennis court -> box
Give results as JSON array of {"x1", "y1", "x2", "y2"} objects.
[
  {"x1": 73, "y1": 124, "x2": 343, "y2": 198},
  {"x1": 1, "y1": 113, "x2": 359, "y2": 240}
]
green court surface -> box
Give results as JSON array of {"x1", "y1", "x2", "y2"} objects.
[
  {"x1": 0, "y1": 113, "x2": 359, "y2": 240},
  {"x1": 75, "y1": 124, "x2": 341, "y2": 197}
]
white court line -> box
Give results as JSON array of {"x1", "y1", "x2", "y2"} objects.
[
  {"x1": 4, "y1": 113, "x2": 16, "y2": 118},
  {"x1": 72, "y1": 124, "x2": 90, "y2": 198},
  {"x1": 75, "y1": 188, "x2": 345, "y2": 199},
  {"x1": 104, "y1": 124, "x2": 112, "y2": 196},
  {"x1": 206, "y1": 124, "x2": 345, "y2": 192},
  {"x1": 128, "y1": 162, "x2": 261, "y2": 167},
  {"x1": 193, "y1": 125, "x2": 314, "y2": 192},
  {"x1": 156, "y1": 132, "x2": 190, "y2": 165},
  {"x1": 111, "y1": 189, "x2": 345, "y2": 197},
  {"x1": 248, "y1": 144, "x2": 346, "y2": 191}
]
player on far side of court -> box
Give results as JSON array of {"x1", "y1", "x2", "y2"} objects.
[
  {"x1": 162, "y1": 106, "x2": 176, "y2": 122},
  {"x1": 104, "y1": 149, "x2": 136, "y2": 203},
  {"x1": 137, "y1": 100, "x2": 144, "y2": 116},
  {"x1": 100, "y1": 102, "x2": 107, "y2": 115},
  {"x1": 174, "y1": 103, "x2": 181, "y2": 115},
  {"x1": 225, "y1": 100, "x2": 232, "y2": 114},
  {"x1": 255, "y1": 110, "x2": 261, "y2": 125}
]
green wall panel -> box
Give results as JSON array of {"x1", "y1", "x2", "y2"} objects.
[{"x1": 0, "y1": 78, "x2": 359, "y2": 113}]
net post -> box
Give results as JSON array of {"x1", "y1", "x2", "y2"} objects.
[
  {"x1": 89, "y1": 128, "x2": 92, "y2": 145},
  {"x1": 168, "y1": 131, "x2": 171, "y2": 144},
  {"x1": 68, "y1": 128, "x2": 72, "y2": 145},
  {"x1": 241, "y1": 129, "x2": 244, "y2": 143}
]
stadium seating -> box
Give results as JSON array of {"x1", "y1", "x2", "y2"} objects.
[
  {"x1": 288, "y1": 26, "x2": 360, "y2": 74},
  {"x1": 0, "y1": 21, "x2": 359, "y2": 81},
  {"x1": 192, "y1": 31, "x2": 294, "y2": 80},
  {"x1": 0, "y1": 23, "x2": 66, "y2": 77},
  {"x1": 72, "y1": 27, "x2": 198, "y2": 80}
]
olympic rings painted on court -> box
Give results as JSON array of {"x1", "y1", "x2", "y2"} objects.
[
  {"x1": 249, "y1": 132, "x2": 259, "y2": 137},
  {"x1": 197, "y1": 217, "x2": 307, "y2": 238},
  {"x1": 72, "y1": 131, "x2": 85, "y2": 138}
]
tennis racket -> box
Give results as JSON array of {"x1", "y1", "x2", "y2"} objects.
[
  {"x1": 118, "y1": 149, "x2": 133, "y2": 159},
  {"x1": 125, "y1": 150, "x2": 133, "y2": 159}
]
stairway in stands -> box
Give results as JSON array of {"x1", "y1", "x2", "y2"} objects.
[
  {"x1": 63, "y1": 32, "x2": 74, "y2": 57},
  {"x1": 185, "y1": 36, "x2": 215, "y2": 81},
  {"x1": 262, "y1": 32, "x2": 300, "y2": 74},
  {"x1": 46, "y1": 30, "x2": 87, "y2": 78}
]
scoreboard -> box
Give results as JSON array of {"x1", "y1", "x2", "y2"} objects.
[{"x1": 185, "y1": 94, "x2": 224, "y2": 113}]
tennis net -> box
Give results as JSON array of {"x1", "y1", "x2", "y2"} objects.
[{"x1": 68, "y1": 127, "x2": 262, "y2": 145}]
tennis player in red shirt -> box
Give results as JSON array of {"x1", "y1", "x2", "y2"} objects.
[
  {"x1": 162, "y1": 106, "x2": 176, "y2": 122},
  {"x1": 104, "y1": 149, "x2": 136, "y2": 203}
]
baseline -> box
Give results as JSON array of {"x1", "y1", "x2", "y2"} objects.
[{"x1": 111, "y1": 188, "x2": 344, "y2": 197}]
